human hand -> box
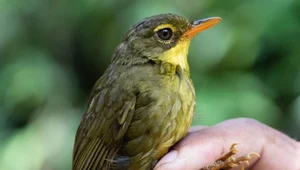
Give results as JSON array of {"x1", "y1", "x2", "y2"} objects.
[{"x1": 154, "y1": 118, "x2": 300, "y2": 170}]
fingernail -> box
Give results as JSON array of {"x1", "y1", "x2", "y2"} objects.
[{"x1": 156, "y1": 150, "x2": 178, "y2": 167}]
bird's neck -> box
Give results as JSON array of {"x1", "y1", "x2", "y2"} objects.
[
  {"x1": 150, "y1": 60, "x2": 190, "y2": 77},
  {"x1": 156, "y1": 40, "x2": 191, "y2": 73},
  {"x1": 111, "y1": 41, "x2": 191, "y2": 76}
]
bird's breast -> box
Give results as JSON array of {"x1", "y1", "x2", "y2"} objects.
[
  {"x1": 154, "y1": 68, "x2": 196, "y2": 158},
  {"x1": 118, "y1": 63, "x2": 195, "y2": 169}
]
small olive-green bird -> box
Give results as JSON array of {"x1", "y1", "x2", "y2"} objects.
[{"x1": 72, "y1": 13, "x2": 221, "y2": 170}]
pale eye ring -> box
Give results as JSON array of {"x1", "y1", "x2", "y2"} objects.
[{"x1": 156, "y1": 28, "x2": 173, "y2": 40}]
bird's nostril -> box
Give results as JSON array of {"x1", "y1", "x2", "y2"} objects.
[{"x1": 193, "y1": 20, "x2": 203, "y2": 26}]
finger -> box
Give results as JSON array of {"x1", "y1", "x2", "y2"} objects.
[
  {"x1": 188, "y1": 126, "x2": 207, "y2": 133},
  {"x1": 155, "y1": 132, "x2": 224, "y2": 170}
]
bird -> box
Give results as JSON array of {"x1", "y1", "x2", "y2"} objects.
[{"x1": 72, "y1": 13, "x2": 256, "y2": 170}]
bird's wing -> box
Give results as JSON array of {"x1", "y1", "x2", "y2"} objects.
[{"x1": 72, "y1": 86, "x2": 136, "y2": 170}]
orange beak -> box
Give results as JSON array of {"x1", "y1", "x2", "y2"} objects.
[{"x1": 182, "y1": 17, "x2": 222, "y2": 39}]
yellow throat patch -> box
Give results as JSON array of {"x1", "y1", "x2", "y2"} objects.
[{"x1": 158, "y1": 40, "x2": 191, "y2": 71}]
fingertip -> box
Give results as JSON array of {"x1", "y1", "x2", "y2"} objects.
[
  {"x1": 155, "y1": 150, "x2": 178, "y2": 169},
  {"x1": 154, "y1": 152, "x2": 188, "y2": 170}
]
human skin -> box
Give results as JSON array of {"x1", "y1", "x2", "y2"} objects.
[{"x1": 154, "y1": 118, "x2": 300, "y2": 170}]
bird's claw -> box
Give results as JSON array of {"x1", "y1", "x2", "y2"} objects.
[{"x1": 199, "y1": 143, "x2": 260, "y2": 170}]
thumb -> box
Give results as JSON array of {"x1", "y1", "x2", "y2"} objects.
[{"x1": 154, "y1": 128, "x2": 223, "y2": 170}]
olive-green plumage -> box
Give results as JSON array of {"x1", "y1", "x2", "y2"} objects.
[{"x1": 72, "y1": 13, "x2": 220, "y2": 170}]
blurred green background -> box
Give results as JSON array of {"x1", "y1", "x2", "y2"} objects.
[{"x1": 1, "y1": 0, "x2": 300, "y2": 169}]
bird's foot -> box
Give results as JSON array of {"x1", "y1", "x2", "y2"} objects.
[{"x1": 199, "y1": 143, "x2": 260, "y2": 170}]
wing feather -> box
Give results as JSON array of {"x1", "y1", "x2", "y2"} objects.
[{"x1": 72, "y1": 86, "x2": 136, "y2": 170}]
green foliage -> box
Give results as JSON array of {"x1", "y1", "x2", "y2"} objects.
[{"x1": 0, "y1": 0, "x2": 299, "y2": 169}]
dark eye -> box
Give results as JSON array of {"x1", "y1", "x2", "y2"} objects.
[{"x1": 157, "y1": 28, "x2": 173, "y2": 40}]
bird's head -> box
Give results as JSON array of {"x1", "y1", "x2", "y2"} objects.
[{"x1": 112, "y1": 13, "x2": 221, "y2": 71}]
